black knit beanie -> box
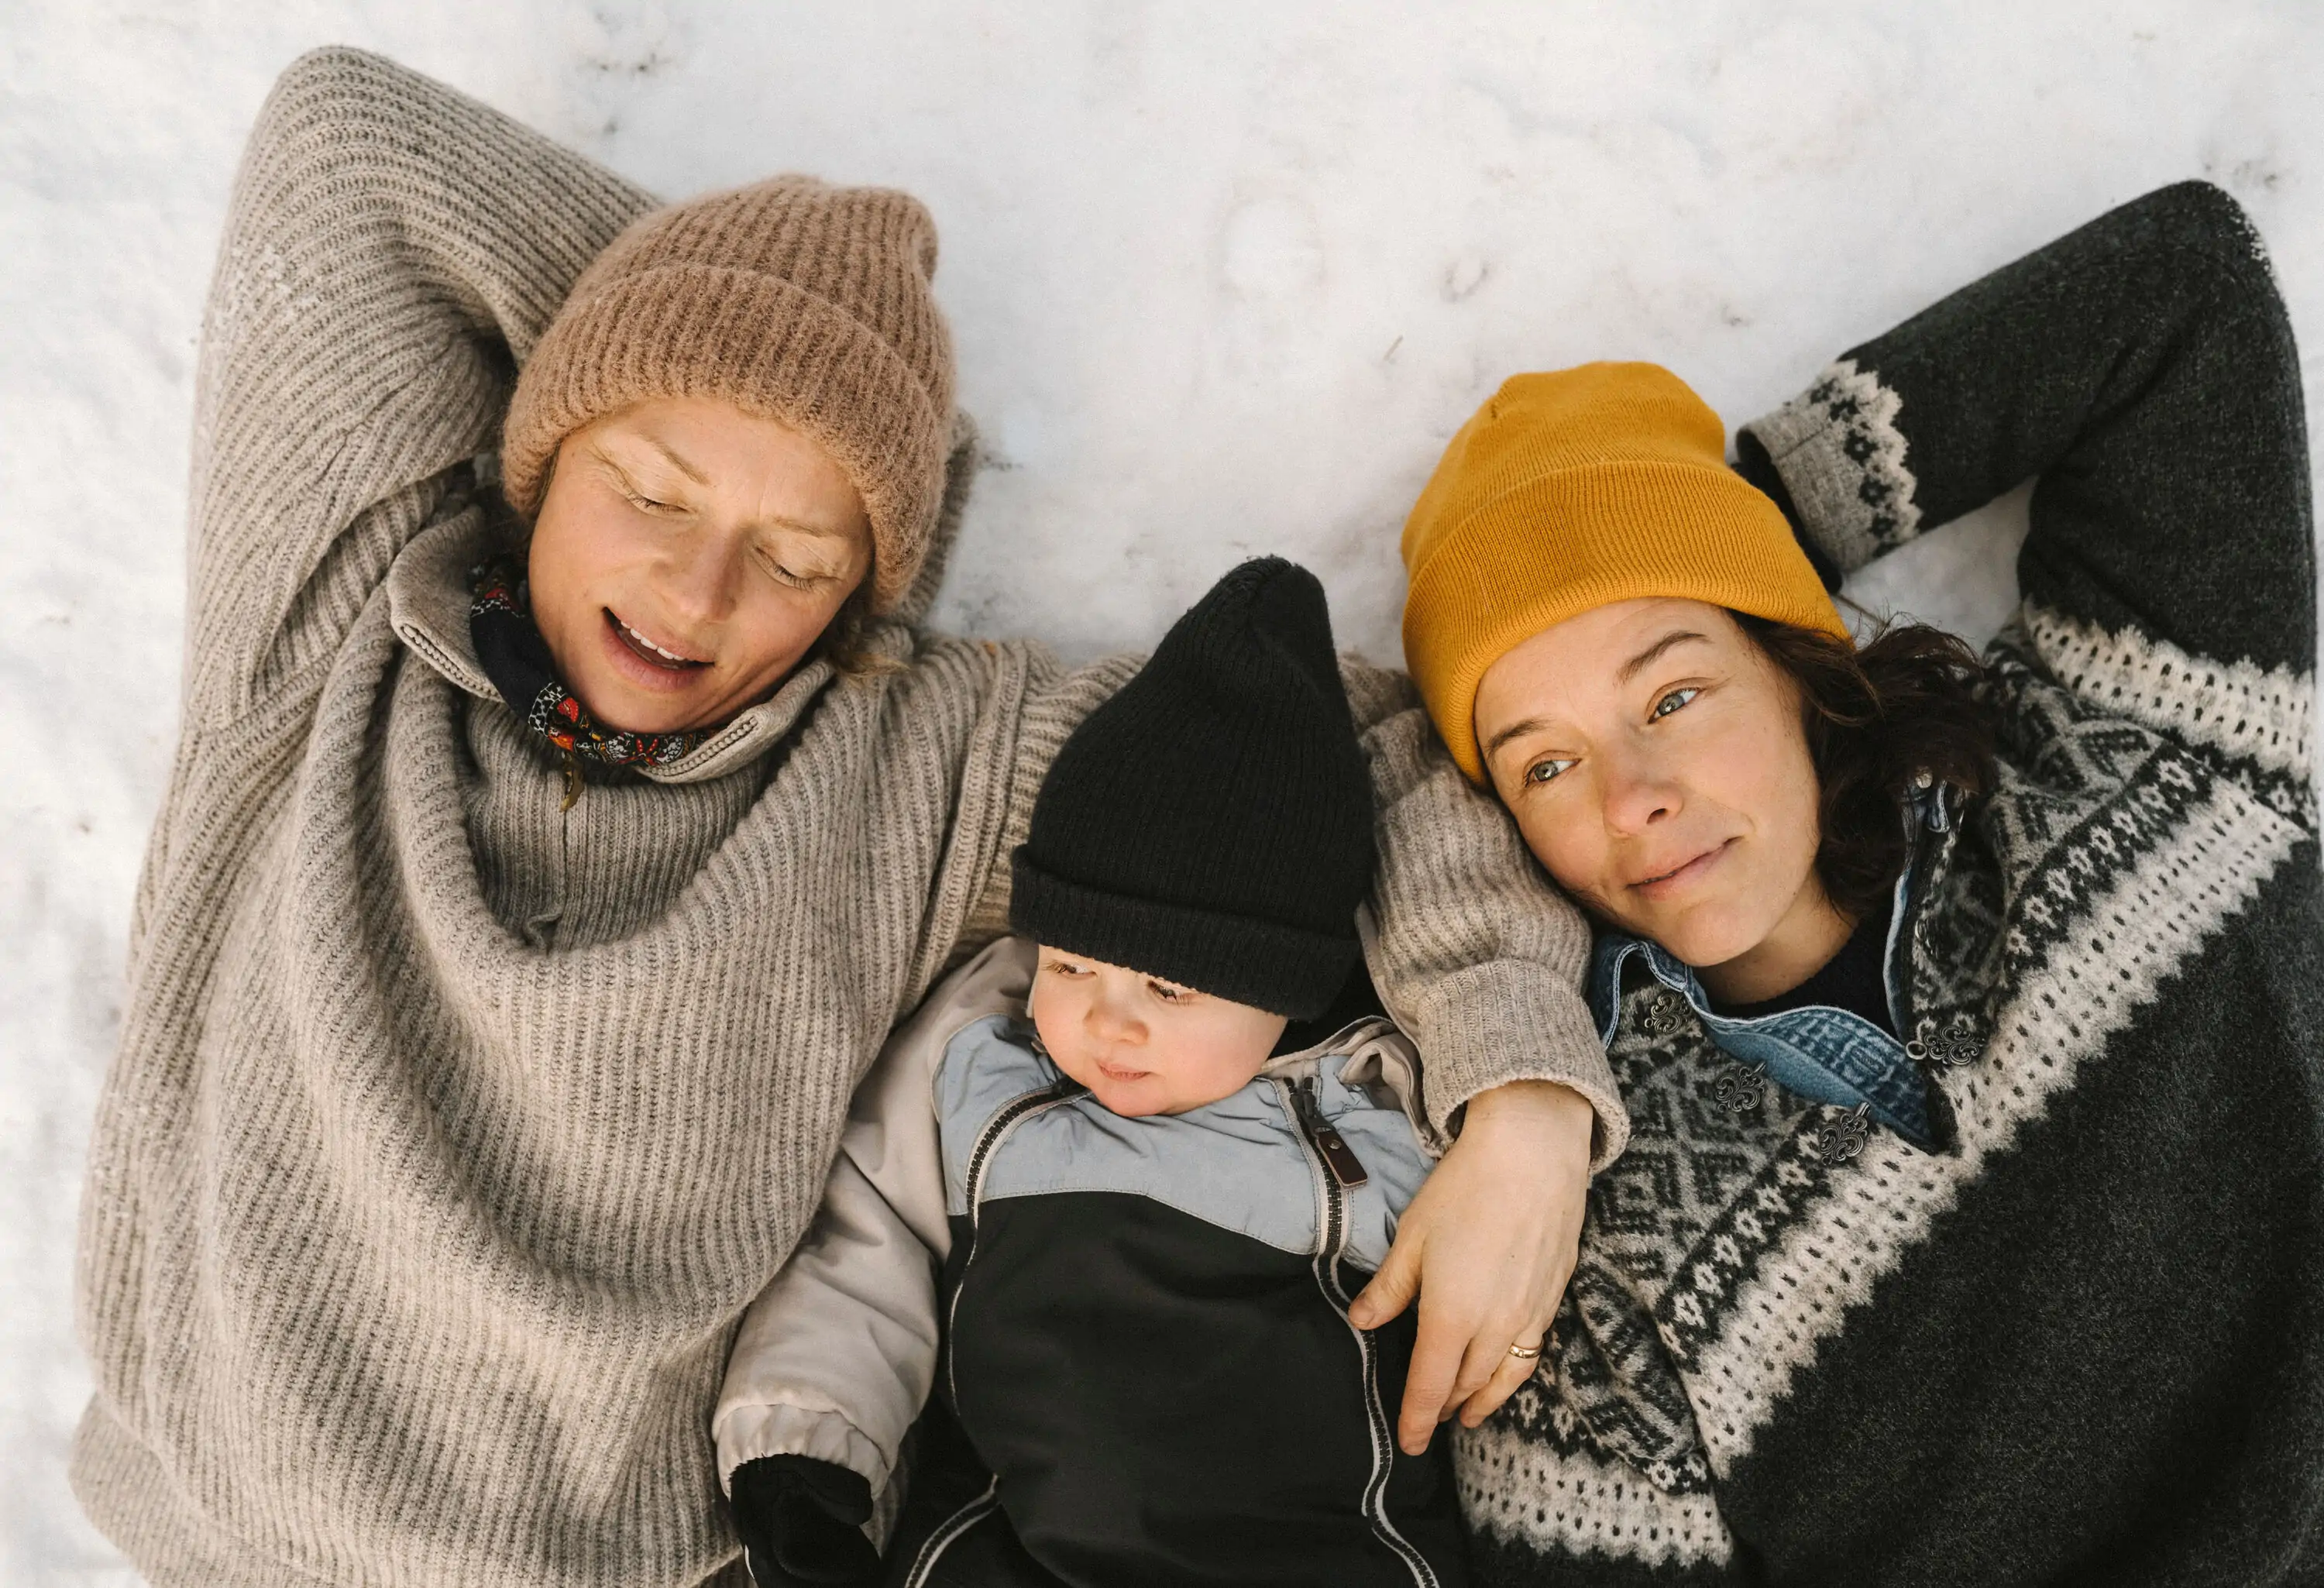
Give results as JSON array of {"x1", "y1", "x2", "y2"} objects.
[{"x1": 1009, "y1": 558, "x2": 1373, "y2": 1019}]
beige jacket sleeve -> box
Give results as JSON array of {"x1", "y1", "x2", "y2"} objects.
[{"x1": 713, "y1": 937, "x2": 1036, "y2": 1496}]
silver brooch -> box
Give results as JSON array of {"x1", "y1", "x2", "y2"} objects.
[
  {"x1": 1640, "y1": 992, "x2": 1686, "y2": 1038},
  {"x1": 1906, "y1": 1023, "x2": 1982, "y2": 1071},
  {"x1": 1813, "y1": 1103, "x2": 1872, "y2": 1167},
  {"x1": 1712, "y1": 1060, "x2": 1768, "y2": 1117}
]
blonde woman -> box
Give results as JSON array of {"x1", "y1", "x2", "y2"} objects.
[{"x1": 72, "y1": 49, "x2": 1616, "y2": 1588}]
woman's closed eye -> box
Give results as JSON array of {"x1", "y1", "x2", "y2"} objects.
[
  {"x1": 755, "y1": 548, "x2": 827, "y2": 589},
  {"x1": 750, "y1": 536, "x2": 847, "y2": 591}
]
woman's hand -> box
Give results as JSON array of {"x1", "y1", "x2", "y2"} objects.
[{"x1": 1348, "y1": 1079, "x2": 1595, "y2": 1456}]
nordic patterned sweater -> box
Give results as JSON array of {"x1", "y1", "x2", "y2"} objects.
[
  {"x1": 1454, "y1": 180, "x2": 2322, "y2": 1586},
  {"x1": 67, "y1": 49, "x2": 1621, "y2": 1588}
]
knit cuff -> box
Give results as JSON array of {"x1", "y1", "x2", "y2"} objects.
[
  {"x1": 1403, "y1": 958, "x2": 1628, "y2": 1176},
  {"x1": 1737, "y1": 358, "x2": 1924, "y2": 577},
  {"x1": 1733, "y1": 430, "x2": 1841, "y2": 593},
  {"x1": 1009, "y1": 851, "x2": 1360, "y2": 1021}
]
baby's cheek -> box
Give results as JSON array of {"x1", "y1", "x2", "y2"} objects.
[
  {"x1": 1160, "y1": 1043, "x2": 1267, "y2": 1113},
  {"x1": 1026, "y1": 986, "x2": 1076, "y2": 1060}
]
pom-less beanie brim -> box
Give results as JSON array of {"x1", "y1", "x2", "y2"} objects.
[{"x1": 1010, "y1": 850, "x2": 1362, "y2": 1022}]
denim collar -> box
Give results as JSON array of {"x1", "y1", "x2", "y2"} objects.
[{"x1": 1585, "y1": 782, "x2": 1963, "y2": 1154}]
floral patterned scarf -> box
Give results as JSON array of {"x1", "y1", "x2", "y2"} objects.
[{"x1": 469, "y1": 555, "x2": 710, "y2": 803}]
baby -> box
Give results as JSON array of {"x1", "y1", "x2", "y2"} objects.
[{"x1": 716, "y1": 559, "x2": 1466, "y2": 1588}]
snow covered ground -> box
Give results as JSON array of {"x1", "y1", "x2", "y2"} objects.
[{"x1": 5, "y1": 2, "x2": 2320, "y2": 1579}]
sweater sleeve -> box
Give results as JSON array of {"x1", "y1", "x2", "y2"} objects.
[
  {"x1": 951, "y1": 649, "x2": 1624, "y2": 1167},
  {"x1": 1341, "y1": 661, "x2": 1625, "y2": 1169},
  {"x1": 1738, "y1": 180, "x2": 2315, "y2": 792},
  {"x1": 182, "y1": 46, "x2": 652, "y2": 724}
]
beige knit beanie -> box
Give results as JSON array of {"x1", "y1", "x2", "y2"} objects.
[{"x1": 501, "y1": 176, "x2": 956, "y2": 614}]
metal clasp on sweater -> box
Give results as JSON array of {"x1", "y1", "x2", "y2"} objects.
[
  {"x1": 1814, "y1": 1104, "x2": 1872, "y2": 1168},
  {"x1": 1641, "y1": 991, "x2": 1687, "y2": 1039},
  {"x1": 1712, "y1": 1060, "x2": 1768, "y2": 1117},
  {"x1": 1906, "y1": 1020, "x2": 1982, "y2": 1072}
]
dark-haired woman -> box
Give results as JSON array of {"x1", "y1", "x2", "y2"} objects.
[{"x1": 1398, "y1": 181, "x2": 2320, "y2": 1583}]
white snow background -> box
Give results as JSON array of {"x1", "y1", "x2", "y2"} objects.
[{"x1": 6, "y1": 2, "x2": 2322, "y2": 1580}]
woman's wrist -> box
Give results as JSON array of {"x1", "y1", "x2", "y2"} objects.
[{"x1": 1459, "y1": 1078, "x2": 1597, "y2": 1152}]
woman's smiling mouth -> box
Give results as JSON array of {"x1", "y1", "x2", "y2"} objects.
[
  {"x1": 600, "y1": 608, "x2": 710, "y2": 690},
  {"x1": 1630, "y1": 837, "x2": 1737, "y2": 901}
]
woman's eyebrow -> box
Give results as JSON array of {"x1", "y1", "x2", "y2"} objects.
[
  {"x1": 1483, "y1": 716, "x2": 1553, "y2": 761},
  {"x1": 1616, "y1": 629, "x2": 1708, "y2": 685},
  {"x1": 640, "y1": 435, "x2": 709, "y2": 484}
]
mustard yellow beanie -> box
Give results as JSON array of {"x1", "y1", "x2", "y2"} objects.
[
  {"x1": 1400, "y1": 362, "x2": 1848, "y2": 782},
  {"x1": 502, "y1": 177, "x2": 954, "y2": 615}
]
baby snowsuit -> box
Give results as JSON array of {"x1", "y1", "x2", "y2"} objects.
[{"x1": 716, "y1": 937, "x2": 1468, "y2": 1588}]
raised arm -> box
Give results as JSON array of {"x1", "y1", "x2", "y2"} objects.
[
  {"x1": 1738, "y1": 180, "x2": 2315, "y2": 794},
  {"x1": 183, "y1": 46, "x2": 650, "y2": 724}
]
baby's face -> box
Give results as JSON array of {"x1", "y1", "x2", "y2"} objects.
[{"x1": 1028, "y1": 946, "x2": 1289, "y2": 1117}]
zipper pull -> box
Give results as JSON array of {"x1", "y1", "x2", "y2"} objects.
[
  {"x1": 1294, "y1": 1077, "x2": 1370, "y2": 1189},
  {"x1": 560, "y1": 749, "x2": 583, "y2": 812}
]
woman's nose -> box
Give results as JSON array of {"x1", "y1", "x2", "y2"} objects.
[
  {"x1": 659, "y1": 530, "x2": 742, "y2": 624},
  {"x1": 1600, "y1": 749, "x2": 1683, "y2": 835}
]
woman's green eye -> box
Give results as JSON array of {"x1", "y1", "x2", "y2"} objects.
[
  {"x1": 1651, "y1": 686, "x2": 1701, "y2": 720},
  {"x1": 1525, "y1": 758, "x2": 1575, "y2": 785}
]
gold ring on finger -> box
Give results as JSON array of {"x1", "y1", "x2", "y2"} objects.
[{"x1": 1506, "y1": 1342, "x2": 1542, "y2": 1360}]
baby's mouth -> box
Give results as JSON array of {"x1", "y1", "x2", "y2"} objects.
[{"x1": 606, "y1": 610, "x2": 709, "y2": 672}]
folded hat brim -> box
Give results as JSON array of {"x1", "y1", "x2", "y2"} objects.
[{"x1": 1009, "y1": 850, "x2": 1360, "y2": 1021}]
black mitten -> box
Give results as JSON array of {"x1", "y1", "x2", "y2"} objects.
[{"x1": 730, "y1": 1455, "x2": 880, "y2": 1586}]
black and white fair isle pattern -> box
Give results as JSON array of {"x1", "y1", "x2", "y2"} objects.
[
  {"x1": 1737, "y1": 359, "x2": 1922, "y2": 575},
  {"x1": 1456, "y1": 642, "x2": 2315, "y2": 1573},
  {"x1": 1458, "y1": 336, "x2": 2318, "y2": 1570},
  {"x1": 2023, "y1": 603, "x2": 2315, "y2": 815}
]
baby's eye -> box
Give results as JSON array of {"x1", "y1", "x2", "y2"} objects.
[
  {"x1": 1044, "y1": 959, "x2": 1091, "y2": 979},
  {"x1": 1148, "y1": 981, "x2": 1192, "y2": 1003},
  {"x1": 1650, "y1": 686, "x2": 1701, "y2": 721},
  {"x1": 1525, "y1": 757, "x2": 1576, "y2": 786}
]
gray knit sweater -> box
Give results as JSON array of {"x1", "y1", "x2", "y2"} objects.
[{"x1": 69, "y1": 49, "x2": 1616, "y2": 1588}]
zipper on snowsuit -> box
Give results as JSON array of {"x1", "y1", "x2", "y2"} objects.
[
  {"x1": 902, "y1": 1078, "x2": 1086, "y2": 1588},
  {"x1": 1279, "y1": 1072, "x2": 1442, "y2": 1588}
]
